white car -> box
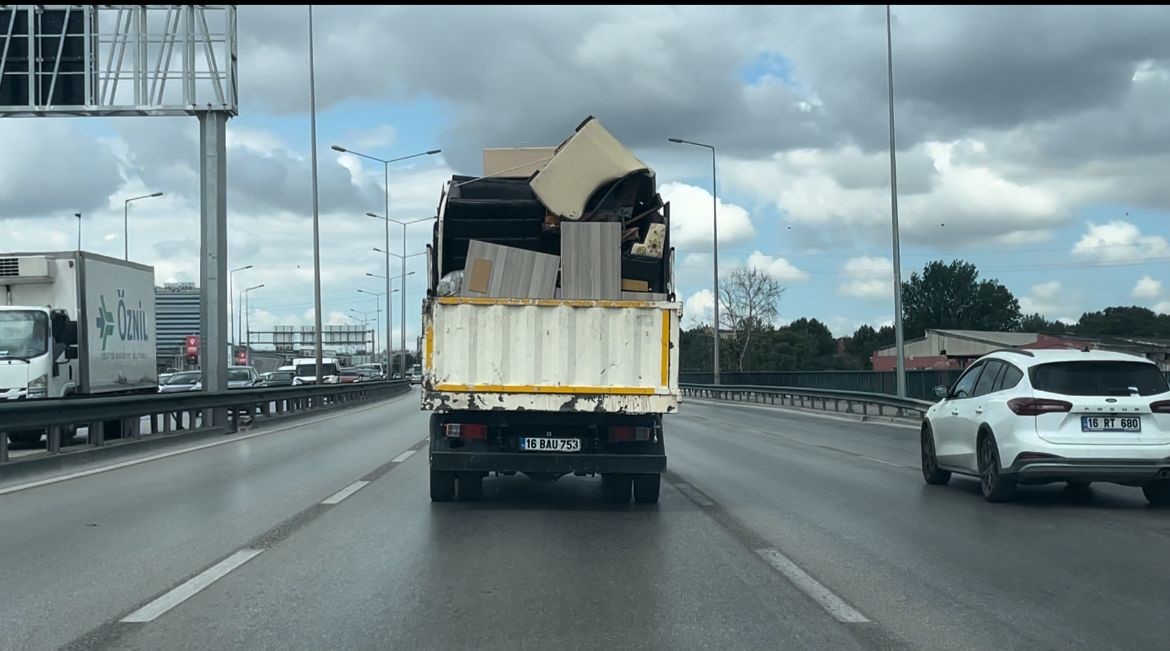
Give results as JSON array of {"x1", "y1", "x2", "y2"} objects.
[{"x1": 920, "y1": 349, "x2": 1170, "y2": 504}]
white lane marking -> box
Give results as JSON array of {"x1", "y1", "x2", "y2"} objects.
[
  {"x1": 0, "y1": 399, "x2": 402, "y2": 497},
  {"x1": 860, "y1": 455, "x2": 912, "y2": 468},
  {"x1": 321, "y1": 480, "x2": 370, "y2": 505},
  {"x1": 392, "y1": 449, "x2": 417, "y2": 464},
  {"x1": 755, "y1": 548, "x2": 869, "y2": 624},
  {"x1": 686, "y1": 397, "x2": 919, "y2": 431},
  {"x1": 121, "y1": 549, "x2": 263, "y2": 623},
  {"x1": 675, "y1": 482, "x2": 715, "y2": 507}
]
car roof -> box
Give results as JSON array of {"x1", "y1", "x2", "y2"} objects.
[{"x1": 980, "y1": 348, "x2": 1156, "y2": 368}]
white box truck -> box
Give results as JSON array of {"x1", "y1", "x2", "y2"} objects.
[
  {"x1": 422, "y1": 117, "x2": 680, "y2": 504},
  {"x1": 1, "y1": 251, "x2": 157, "y2": 444}
]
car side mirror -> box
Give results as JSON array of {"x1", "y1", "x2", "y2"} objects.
[
  {"x1": 64, "y1": 345, "x2": 79, "y2": 360},
  {"x1": 932, "y1": 385, "x2": 949, "y2": 400}
]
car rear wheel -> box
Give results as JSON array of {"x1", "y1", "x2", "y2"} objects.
[
  {"x1": 977, "y1": 433, "x2": 1016, "y2": 503},
  {"x1": 430, "y1": 469, "x2": 455, "y2": 502},
  {"x1": 920, "y1": 425, "x2": 951, "y2": 486},
  {"x1": 1142, "y1": 480, "x2": 1170, "y2": 506}
]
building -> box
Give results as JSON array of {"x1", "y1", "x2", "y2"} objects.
[
  {"x1": 155, "y1": 283, "x2": 201, "y2": 368},
  {"x1": 872, "y1": 329, "x2": 1170, "y2": 371}
]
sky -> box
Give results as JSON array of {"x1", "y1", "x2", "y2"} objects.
[{"x1": 5, "y1": 5, "x2": 1170, "y2": 348}]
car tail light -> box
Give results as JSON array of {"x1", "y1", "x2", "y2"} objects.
[
  {"x1": 445, "y1": 423, "x2": 487, "y2": 440},
  {"x1": 1007, "y1": 398, "x2": 1072, "y2": 416},
  {"x1": 1150, "y1": 400, "x2": 1170, "y2": 414},
  {"x1": 609, "y1": 426, "x2": 651, "y2": 442}
]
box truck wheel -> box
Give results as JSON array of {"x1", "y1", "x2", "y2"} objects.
[
  {"x1": 602, "y1": 474, "x2": 632, "y2": 504},
  {"x1": 430, "y1": 469, "x2": 455, "y2": 502},
  {"x1": 458, "y1": 472, "x2": 484, "y2": 501},
  {"x1": 633, "y1": 473, "x2": 661, "y2": 504}
]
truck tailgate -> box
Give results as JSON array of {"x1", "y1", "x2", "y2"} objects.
[{"x1": 423, "y1": 297, "x2": 680, "y2": 413}]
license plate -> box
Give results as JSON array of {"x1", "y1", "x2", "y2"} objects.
[
  {"x1": 1081, "y1": 416, "x2": 1141, "y2": 432},
  {"x1": 520, "y1": 437, "x2": 581, "y2": 452}
]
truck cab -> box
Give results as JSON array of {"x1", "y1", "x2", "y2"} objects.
[{"x1": 0, "y1": 307, "x2": 78, "y2": 402}]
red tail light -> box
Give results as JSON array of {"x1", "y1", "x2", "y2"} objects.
[
  {"x1": 1008, "y1": 398, "x2": 1072, "y2": 416},
  {"x1": 610, "y1": 426, "x2": 634, "y2": 442},
  {"x1": 1150, "y1": 400, "x2": 1170, "y2": 414},
  {"x1": 609, "y1": 426, "x2": 651, "y2": 442},
  {"x1": 444, "y1": 423, "x2": 487, "y2": 440}
]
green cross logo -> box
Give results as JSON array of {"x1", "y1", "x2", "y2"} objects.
[{"x1": 96, "y1": 295, "x2": 115, "y2": 351}]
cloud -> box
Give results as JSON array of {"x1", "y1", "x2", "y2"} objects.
[
  {"x1": 684, "y1": 289, "x2": 715, "y2": 327},
  {"x1": 1156, "y1": 301, "x2": 1170, "y2": 315},
  {"x1": 1072, "y1": 221, "x2": 1170, "y2": 263},
  {"x1": 1019, "y1": 280, "x2": 1078, "y2": 319},
  {"x1": 746, "y1": 251, "x2": 808, "y2": 282},
  {"x1": 0, "y1": 121, "x2": 123, "y2": 216},
  {"x1": 837, "y1": 257, "x2": 893, "y2": 300},
  {"x1": 659, "y1": 182, "x2": 755, "y2": 249},
  {"x1": 1133, "y1": 275, "x2": 1163, "y2": 299}
]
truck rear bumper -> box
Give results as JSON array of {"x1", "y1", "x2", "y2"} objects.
[{"x1": 430, "y1": 450, "x2": 666, "y2": 474}]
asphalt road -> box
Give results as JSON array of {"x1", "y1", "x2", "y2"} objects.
[{"x1": 3, "y1": 391, "x2": 1170, "y2": 650}]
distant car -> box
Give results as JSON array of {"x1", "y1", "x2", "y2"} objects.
[
  {"x1": 260, "y1": 370, "x2": 296, "y2": 387},
  {"x1": 921, "y1": 349, "x2": 1170, "y2": 505},
  {"x1": 158, "y1": 371, "x2": 200, "y2": 393},
  {"x1": 338, "y1": 368, "x2": 362, "y2": 384},
  {"x1": 408, "y1": 364, "x2": 422, "y2": 385},
  {"x1": 190, "y1": 366, "x2": 262, "y2": 391},
  {"x1": 292, "y1": 358, "x2": 341, "y2": 385}
]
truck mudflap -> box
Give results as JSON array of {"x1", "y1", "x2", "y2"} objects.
[{"x1": 429, "y1": 450, "x2": 666, "y2": 475}]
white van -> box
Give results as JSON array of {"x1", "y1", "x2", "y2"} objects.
[{"x1": 291, "y1": 357, "x2": 341, "y2": 385}]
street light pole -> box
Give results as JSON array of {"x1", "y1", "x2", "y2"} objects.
[
  {"x1": 229, "y1": 264, "x2": 253, "y2": 347},
  {"x1": 356, "y1": 289, "x2": 385, "y2": 362},
  {"x1": 122, "y1": 192, "x2": 164, "y2": 260},
  {"x1": 75, "y1": 212, "x2": 82, "y2": 251},
  {"x1": 668, "y1": 137, "x2": 720, "y2": 384},
  {"x1": 332, "y1": 144, "x2": 440, "y2": 374},
  {"x1": 308, "y1": 5, "x2": 323, "y2": 384},
  {"x1": 365, "y1": 269, "x2": 413, "y2": 376},
  {"x1": 886, "y1": 5, "x2": 907, "y2": 398},
  {"x1": 369, "y1": 216, "x2": 432, "y2": 376},
  {"x1": 242, "y1": 284, "x2": 265, "y2": 362}
]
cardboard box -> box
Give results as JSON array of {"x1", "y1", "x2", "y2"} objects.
[
  {"x1": 621, "y1": 278, "x2": 650, "y2": 292},
  {"x1": 459, "y1": 240, "x2": 559, "y2": 299}
]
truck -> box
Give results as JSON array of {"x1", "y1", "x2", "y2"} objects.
[
  {"x1": 1, "y1": 251, "x2": 157, "y2": 444},
  {"x1": 422, "y1": 117, "x2": 680, "y2": 504}
]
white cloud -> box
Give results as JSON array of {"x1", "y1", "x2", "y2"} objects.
[
  {"x1": 837, "y1": 256, "x2": 893, "y2": 300},
  {"x1": 1072, "y1": 221, "x2": 1170, "y2": 262},
  {"x1": 683, "y1": 289, "x2": 715, "y2": 327},
  {"x1": 1133, "y1": 275, "x2": 1163, "y2": 299},
  {"x1": 1019, "y1": 280, "x2": 1078, "y2": 319},
  {"x1": 659, "y1": 182, "x2": 755, "y2": 249},
  {"x1": 1156, "y1": 301, "x2": 1170, "y2": 315},
  {"x1": 746, "y1": 251, "x2": 808, "y2": 282}
]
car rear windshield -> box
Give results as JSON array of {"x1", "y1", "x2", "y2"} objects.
[
  {"x1": 1030, "y1": 361, "x2": 1170, "y2": 397},
  {"x1": 228, "y1": 370, "x2": 253, "y2": 382},
  {"x1": 166, "y1": 372, "x2": 200, "y2": 385},
  {"x1": 295, "y1": 364, "x2": 339, "y2": 377}
]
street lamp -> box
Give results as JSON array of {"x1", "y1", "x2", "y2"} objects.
[
  {"x1": 368, "y1": 210, "x2": 434, "y2": 376},
  {"x1": 74, "y1": 212, "x2": 82, "y2": 251},
  {"x1": 668, "y1": 136, "x2": 721, "y2": 384},
  {"x1": 886, "y1": 5, "x2": 907, "y2": 398},
  {"x1": 362, "y1": 269, "x2": 414, "y2": 372},
  {"x1": 122, "y1": 192, "x2": 164, "y2": 260},
  {"x1": 356, "y1": 289, "x2": 385, "y2": 360},
  {"x1": 242, "y1": 284, "x2": 265, "y2": 357},
  {"x1": 350, "y1": 306, "x2": 379, "y2": 357},
  {"x1": 329, "y1": 143, "x2": 440, "y2": 375},
  {"x1": 230, "y1": 264, "x2": 253, "y2": 347}
]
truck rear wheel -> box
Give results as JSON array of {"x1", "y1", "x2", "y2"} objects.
[
  {"x1": 430, "y1": 469, "x2": 455, "y2": 502},
  {"x1": 458, "y1": 472, "x2": 484, "y2": 501},
  {"x1": 602, "y1": 474, "x2": 632, "y2": 504},
  {"x1": 633, "y1": 474, "x2": 661, "y2": 504}
]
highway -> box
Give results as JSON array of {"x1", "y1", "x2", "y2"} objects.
[{"x1": 3, "y1": 391, "x2": 1170, "y2": 650}]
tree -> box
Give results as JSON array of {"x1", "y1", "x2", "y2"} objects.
[
  {"x1": 1017, "y1": 313, "x2": 1068, "y2": 334},
  {"x1": 1075, "y1": 306, "x2": 1166, "y2": 337},
  {"x1": 719, "y1": 267, "x2": 785, "y2": 371},
  {"x1": 901, "y1": 260, "x2": 1021, "y2": 338}
]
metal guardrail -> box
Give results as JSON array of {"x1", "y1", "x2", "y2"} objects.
[
  {"x1": 680, "y1": 383, "x2": 933, "y2": 421},
  {"x1": 0, "y1": 380, "x2": 411, "y2": 463}
]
